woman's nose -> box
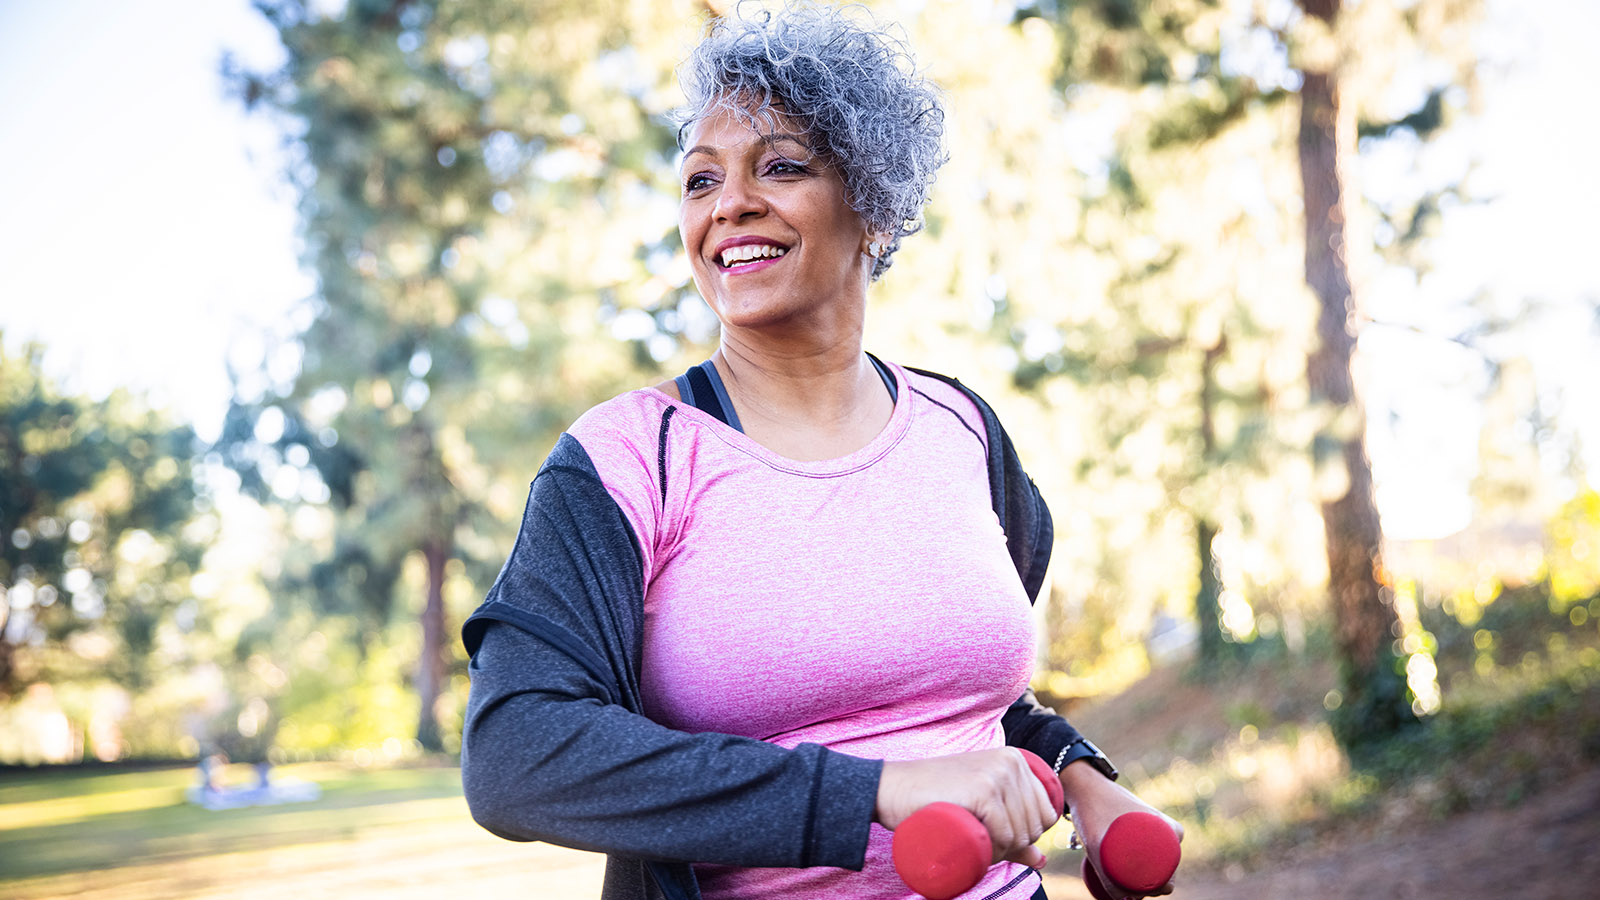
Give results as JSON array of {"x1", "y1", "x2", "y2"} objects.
[{"x1": 713, "y1": 174, "x2": 766, "y2": 222}]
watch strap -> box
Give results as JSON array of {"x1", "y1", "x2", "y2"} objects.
[{"x1": 1052, "y1": 736, "x2": 1119, "y2": 781}]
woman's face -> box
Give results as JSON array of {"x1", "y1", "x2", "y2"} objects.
[{"x1": 677, "y1": 105, "x2": 873, "y2": 332}]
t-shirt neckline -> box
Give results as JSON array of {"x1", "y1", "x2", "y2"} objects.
[{"x1": 643, "y1": 360, "x2": 913, "y2": 477}]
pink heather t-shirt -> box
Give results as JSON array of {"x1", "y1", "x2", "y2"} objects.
[{"x1": 569, "y1": 362, "x2": 1040, "y2": 900}]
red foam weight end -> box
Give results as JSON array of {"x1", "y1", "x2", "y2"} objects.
[
  {"x1": 1098, "y1": 811, "x2": 1181, "y2": 894},
  {"x1": 892, "y1": 802, "x2": 991, "y2": 900},
  {"x1": 1081, "y1": 857, "x2": 1114, "y2": 900},
  {"x1": 1018, "y1": 749, "x2": 1064, "y2": 817}
]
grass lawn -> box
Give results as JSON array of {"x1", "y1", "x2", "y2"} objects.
[{"x1": 0, "y1": 761, "x2": 606, "y2": 899}]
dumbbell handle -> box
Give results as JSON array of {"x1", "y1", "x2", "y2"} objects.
[
  {"x1": 1080, "y1": 811, "x2": 1182, "y2": 899},
  {"x1": 891, "y1": 749, "x2": 1063, "y2": 900}
]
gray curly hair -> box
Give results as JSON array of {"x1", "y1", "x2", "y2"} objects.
[{"x1": 673, "y1": 2, "x2": 947, "y2": 280}]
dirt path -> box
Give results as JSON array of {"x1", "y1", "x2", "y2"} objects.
[
  {"x1": 8, "y1": 768, "x2": 1597, "y2": 899},
  {"x1": 1044, "y1": 767, "x2": 1600, "y2": 899}
]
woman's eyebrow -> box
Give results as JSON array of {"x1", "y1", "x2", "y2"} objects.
[
  {"x1": 760, "y1": 133, "x2": 812, "y2": 153},
  {"x1": 680, "y1": 132, "x2": 812, "y2": 166}
]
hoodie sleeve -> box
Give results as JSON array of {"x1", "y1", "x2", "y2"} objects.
[{"x1": 459, "y1": 433, "x2": 880, "y2": 869}]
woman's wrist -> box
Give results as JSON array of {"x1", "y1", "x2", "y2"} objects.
[
  {"x1": 1057, "y1": 756, "x2": 1116, "y2": 812},
  {"x1": 873, "y1": 759, "x2": 904, "y2": 826}
]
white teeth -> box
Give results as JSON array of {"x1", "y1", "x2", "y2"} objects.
[{"x1": 720, "y1": 244, "x2": 787, "y2": 267}]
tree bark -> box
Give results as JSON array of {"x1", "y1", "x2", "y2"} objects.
[
  {"x1": 0, "y1": 638, "x2": 14, "y2": 699},
  {"x1": 1298, "y1": 0, "x2": 1415, "y2": 744},
  {"x1": 415, "y1": 536, "x2": 449, "y2": 752},
  {"x1": 1194, "y1": 518, "x2": 1224, "y2": 664},
  {"x1": 1195, "y1": 337, "x2": 1227, "y2": 665}
]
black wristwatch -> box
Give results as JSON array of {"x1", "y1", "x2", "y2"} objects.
[{"x1": 1052, "y1": 736, "x2": 1119, "y2": 782}]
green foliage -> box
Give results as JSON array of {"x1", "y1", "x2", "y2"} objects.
[
  {"x1": 979, "y1": 0, "x2": 1328, "y2": 669},
  {"x1": 1338, "y1": 566, "x2": 1600, "y2": 792},
  {"x1": 995, "y1": 0, "x2": 1486, "y2": 719},
  {"x1": 0, "y1": 340, "x2": 209, "y2": 698},
  {"x1": 220, "y1": 0, "x2": 697, "y2": 750},
  {"x1": 1016, "y1": 0, "x2": 1222, "y2": 88},
  {"x1": 1357, "y1": 87, "x2": 1447, "y2": 141},
  {"x1": 1066, "y1": 570, "x2": 1600, "y2": 872},
  {"x1": 1547, "y1": 489, "x2": 1600, "y2": 606},
  {"x1": 1329, "y1": 642, "x2": 1420, "y2": 750},
  {"x1": 265, "y1": 618, "x2": 438, "y2": 757},
  {"x1": 1343, "y1": 641, "x2": 1600, "y2": 818}
]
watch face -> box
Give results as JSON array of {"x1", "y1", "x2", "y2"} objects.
[
  {"x1": 1066, "y1": 738, "x2": 1118, "y2": 781},
  {"x1": 1090, "y1": 754, "x2": 1119, "y2": 780}
]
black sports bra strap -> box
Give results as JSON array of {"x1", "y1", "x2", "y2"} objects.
[
  {"x1": 867, "y1": 353, "x2": 899, "y2": 403},
  {"x1": 676, "y1": 356, "x2": 893, "y2": 430},
  {"x1": 681, "y1": 364, "x2": 733, "y2": 427}
]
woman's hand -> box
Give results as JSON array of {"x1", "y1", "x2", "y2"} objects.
[
  {"x1": 876, "y1": 748, "x2": 1059, "y2": 869},
  {"x1": 1059, "y1": 762, "x2": 1184, "y2": 898}
]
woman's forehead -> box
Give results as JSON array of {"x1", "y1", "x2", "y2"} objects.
[
  {"x1": 678, "y1": 107, "x2": 817, "y2": 166},
  {"x1": 681, "y1": 94, "x2": 814, "y2": 144}
]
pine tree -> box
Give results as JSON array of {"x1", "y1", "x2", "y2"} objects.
[
  {"x1": 0, "y1": 340, "x2": 206, "y2": 698},
  {"x1": 225, "y1": 0, "x2": 688, "y2": 750},
  {"x1": 1296, "y1": 0, "x2": 1410, "y2": 742},
  {"x1": 1015, "y1": 0, "x2": 1482, "y2": 729}
]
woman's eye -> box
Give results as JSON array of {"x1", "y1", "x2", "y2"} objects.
[
  {"x1": 684, "y1": 173, "x2": 714, "y2": 192},
  {"x1": 766, "y1": 159, "x2": 806, "y2": 176}
]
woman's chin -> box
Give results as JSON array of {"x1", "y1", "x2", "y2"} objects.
[{"x1": 711, "y1": 302, "x2": 800, "y2": 332}]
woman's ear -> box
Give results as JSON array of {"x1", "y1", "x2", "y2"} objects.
[{"x1": 864, "y1": 232, "x2": 890, "y2": 259}]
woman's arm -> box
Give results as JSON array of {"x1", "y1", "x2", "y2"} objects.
[
  {"x1": 1059, "y1": 761, "x2": 1183, "y2": 899},
  {"x1": 462, "y1": 620, "x2": 880, "y2": 867},
  {"x1": 459, "y1": 435, "x2": 880, "y2": 869}
]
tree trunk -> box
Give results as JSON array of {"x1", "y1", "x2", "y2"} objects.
[
  {"x1": 1298, "y1": 0, "x2": 1416, "y2": 745},
  {"x1": 415, "y1": 536, "x2": 449, "y2": 752},
  {"x1": 0, "y1": 637, "x2": 15, "y2": 699},
  {"x1": 1195, "y1": 337, "x2": 1227, "y2": 665},
  {"x1": 1194, "y1": 518, "x2": 1224, "y2": 664}
]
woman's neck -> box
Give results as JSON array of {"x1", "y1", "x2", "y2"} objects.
[{"x1": 712, "y1": 333, "x2": 893, "y2": 460}]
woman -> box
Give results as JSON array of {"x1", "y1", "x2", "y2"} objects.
[{"x1": 460, "y1": 4, "x2": 1178, "y2": 899}]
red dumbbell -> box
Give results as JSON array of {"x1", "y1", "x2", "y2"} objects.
[
  {"x1": 1079, "y1": 810, "x2": 1182, "y2": 900},
  {"x1": 891, "y1": 749, "x2": 1064, "y2": 900}
]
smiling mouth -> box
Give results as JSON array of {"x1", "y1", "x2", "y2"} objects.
[{"x1": 718, "y1": 244, "x2": 788, "y2": 269}]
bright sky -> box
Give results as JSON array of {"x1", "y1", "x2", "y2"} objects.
[
  {"x1": 0, "y1": 0, "x2": 1595, "y2": 541},
  {"x1": 1361, "y1": 0, "x2": 1600, "y2": 538},
  {"x1": 0, "y1": 0, "x2": 305, "y2": 441}
]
